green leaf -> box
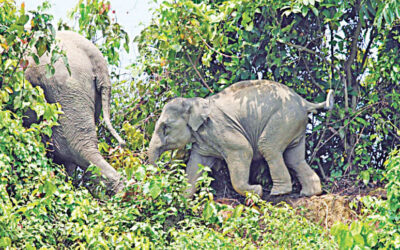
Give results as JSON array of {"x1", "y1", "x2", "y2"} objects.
[
  {"x1": 32, "y1": 53, "x2": 40, "y2": 64},
  {"x1": 0, "y1": 237, "x2": 11, "y2": 247},
  {"x1": 17, "y1": 14, "x2": 29, "y2": 25},
  {"x1": 33, "y1": 102, "x2": 45, "y2": 118},
  {"x1": 135, "y1": 166, "x2": 146, "y2": 181},
  {"x1": 366, "y1": 231, "x2": 378, "y2": 247},
  {"x1": 26, "y1": 243, "x2": 36, "y2": 250},
  {"x1": 355, "y1": 117, "x2": 369, "y2": 126},
  {"x1": 245, "y1": 21, "x2": 254, "y2": 31},
  {"x1": 202, "y1": 201, "x2": 217, "y2": 221},
  {"x1": 149, "y1": 181, "x2": 161, "y2": 199},
  {"x1": 340, "y1": 231, "x2": 354, "y2": 249},
  {"x1": 353, "y1": 233, "x2": 364, "y2": 246},
  {"x1": 232, "y1": 204, "x2": 244, "y2": 218},
  {"x1": 360, "y1": 171, "x2": 370, "y2": 185},
  {"x1": 301, "y1": 6, "x2": 309, "y2": 16},
  {"x1": 331, "y1": 221, "x2": 347, "y2": 236},
  {"x1": 171, "y1": 44, "x2": 182, "y2": 52},
  {"x1": 36, "y1": 39, "x2": 47, "y2": 57},
  {"x1": 45, "y1": 64, "x2": 53, "y2": 78},
  {"x1": 311, "y1": 7, "x2": 319, "y2": 16},
  {"x1": 44, "y1": 180, "x2": 56, "y2": 197}
]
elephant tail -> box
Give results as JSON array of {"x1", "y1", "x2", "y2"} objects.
[
  {"x1": 100, "y1": 83, "x2": 126, "y2": 147},
  {"x1": 303, "y1": 89, "x2": 334, "y2": 114}
]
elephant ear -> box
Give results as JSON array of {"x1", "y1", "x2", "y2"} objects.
[{"x1": 184, "y1": 98, "x2": 210, "y2": 132}]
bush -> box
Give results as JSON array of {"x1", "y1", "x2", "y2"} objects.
[{"x1": 331, "y1": 149, "x2": 400, "y2": 249}]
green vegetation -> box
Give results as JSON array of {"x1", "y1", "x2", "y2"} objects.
[
  {"x1": 0, "y1": 0, "x2": 399, "y2": 248},
  {"x1": 331, "y1": 149, "x2": 400, "y2": 249}
]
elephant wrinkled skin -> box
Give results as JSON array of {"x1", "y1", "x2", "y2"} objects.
[
  {"x1": 148, "y1": 80, "x2": 333, "y2": 198},
  {"x1": 25, "y1": 31, "x2": 125, "y2": 195}
]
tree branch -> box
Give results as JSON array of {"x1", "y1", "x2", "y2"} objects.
[
  {"x1": 345, "y1": 1, "x2": 362, "y2": 112},
  {"x1": 330, "y1": 26, "x2": 335, "y2": 82},
  {"x1": 281, "y1": 41, "x2": 318, "y2": 55},
  {"x1": 360, "y1": 27, "x2": 376, "y2": 74}
]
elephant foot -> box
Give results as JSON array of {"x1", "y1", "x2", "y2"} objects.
[
  {"x1": 253, "y1": 184, "x2": 263, "y2": 197},
  {"x1": 299, "y1": 175, "x2": 322, "y2": 197},
  {"x1": 105, "y1": 177, "x2": 126, "y2": 196},
  {"x1": 270, "y1": 184, "x2": 292, "y2": 196},
  {"x1": 234, "y1": 184, "x2": 263, "y2": 197},
  {"x1": 113, "y1": 178, "x2": 126, "y2": 193}
]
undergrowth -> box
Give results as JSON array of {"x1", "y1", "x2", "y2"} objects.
[{"x1": 0, "y1": 158, "x2": 336, "y2": 248}]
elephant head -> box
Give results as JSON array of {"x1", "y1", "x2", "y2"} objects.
[{"x1": 148, "y1": 97, "x2": 210, "y2": 164}]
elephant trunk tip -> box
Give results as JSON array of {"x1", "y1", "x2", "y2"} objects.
[
  {"x1": 147, "y1": 148, "x2": 161, "y2": 166},
  {"x1": 104, "y1": 119, "x2": 126, "y2": 147},
  {"x1": 118, "y1": 138, "x2": 126, "y2": 148}
]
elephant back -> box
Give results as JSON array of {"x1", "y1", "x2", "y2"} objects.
[{"x1": 25, "y1": 31, "x2": 109, "y2": 105}]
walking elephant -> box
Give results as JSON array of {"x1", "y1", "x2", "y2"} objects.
[
  {"x1": 25, "y1": 31, "x2": 125, "y2": 194},
  {"x1": 148, "y1": 80, "x2": 333, "y2": 198}
]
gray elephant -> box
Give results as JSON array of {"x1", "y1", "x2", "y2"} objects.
[
  {"x1": 25, "y1": 31, "x2": 125, "y2": 194},
  {"x1": 148, "y1": 80, "x2": 333, "y2": 197}
]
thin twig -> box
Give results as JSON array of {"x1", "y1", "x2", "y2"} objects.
[
  {"x1": 311, "y1": 101, "x2": 383, "y2": 153},
  {"x1": 185, "y1": 52, "x2": 214, "y2": 93},
  {"x1": 300, "y1": 53, "x2": 324, "y2": 91},
  {"x1": 316, "y1": 160, "x2": 326, "y2": 180},
  {"x1": 282, "y1": 41, "x2": 317, "y2": 55},
  {"x1": 344, "y1": 126, "x2": 365, "y2": 174},
  {"x1": 309, "y1": 129, "x2": 327, "y2": 164}
]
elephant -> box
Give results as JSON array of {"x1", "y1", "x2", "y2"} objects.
[
  {"x1": 148, "y1": 80, "x2": 334, "y2": 198},
  {"x1": 24, "y1": 31, "x2": 126, "y2": 195}
]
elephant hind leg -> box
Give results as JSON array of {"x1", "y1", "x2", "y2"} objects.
[
  {"x1": 259, "y1": 147, "x2": 292, "y2": 195},
  {"x1": 257, "y1": 119, "x2": 294, "y2": 195},
  {"x1": 283, "y1": 136, "x2": 322, "y2": 196}
]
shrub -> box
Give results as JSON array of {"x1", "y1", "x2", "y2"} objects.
[{"x1": 331, "y1": 149, "x2": 400, "y2": 249}]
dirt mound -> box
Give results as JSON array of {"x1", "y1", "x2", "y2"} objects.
[
  {"x1": 290, "y1": 194, "x2": 360, "y2": 228},
  {"x1": 210, "y1": 161, "x2": 387, "y2": 228}
]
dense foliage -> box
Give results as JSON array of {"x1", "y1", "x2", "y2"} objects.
[{"x1": 0, "y1": 0, "x2": 399, "y2": 248}]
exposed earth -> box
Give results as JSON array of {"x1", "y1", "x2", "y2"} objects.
[{"x1": 210, "y1": 159, "x2": 386, "y2": 228}]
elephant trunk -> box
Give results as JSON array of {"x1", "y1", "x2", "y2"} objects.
[
  {"x1": 101, "y1": 86, "x2": 126, "y2": 147},
  {"x1": 148, "y1": 134, "x2": 163, "y2": 165}
]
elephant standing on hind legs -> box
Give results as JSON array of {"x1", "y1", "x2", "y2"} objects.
[
  {"x1": 148, "y1": 80, "x2": 334, "y2": 198},
  {"x1": 25, "y1": 31, "x2": 126, "y2": 195}
]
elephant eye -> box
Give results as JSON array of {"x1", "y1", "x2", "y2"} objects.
[{"x1": 162, "y1": 124, "x2": 170, "y2": 136}]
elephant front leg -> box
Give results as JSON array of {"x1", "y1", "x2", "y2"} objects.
[
  {"x1": 185, "y1": 150, "x2": 216, "y2": 198},
  {"x1": 225, "y1": 149, "x2": 263, "y2": 197},
  {"x1": 83, "y1": 152, "x2": 126, "y2": 195}
]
